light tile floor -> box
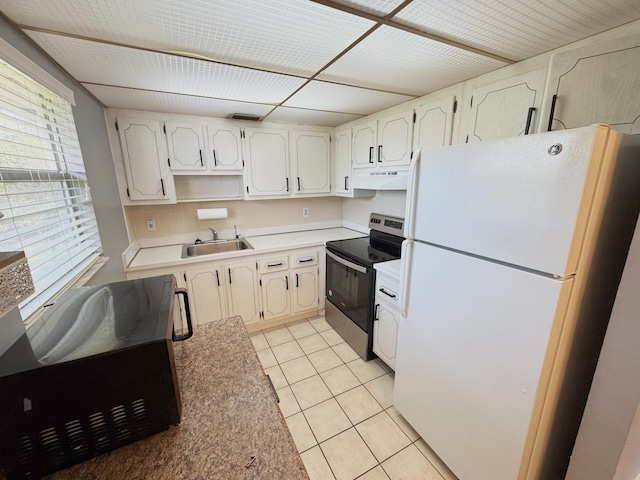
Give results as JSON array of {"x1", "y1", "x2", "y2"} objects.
[{"x1": 250, "y1": 316, "x2": 458, "y2": 480}]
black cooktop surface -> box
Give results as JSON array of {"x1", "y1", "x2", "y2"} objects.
[{"x1": 326, "y1": 231, "x2": 402, "y2": 268}]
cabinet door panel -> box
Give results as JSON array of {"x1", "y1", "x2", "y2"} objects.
[
  {"x1": 542, "y1": 38, "x2": 640, "y2": 134},
  {"x1": 166, "y1": 122, "x2": 206, "y2": 170},
  {"x1": 208, "y1": 125, "x2": 243, "y2": 170},
  {"x1": 293, "y1": 131, "x2": 330, "y2": 194},
  {"x1": 118, "y1": 117, "x2": 169, "y2": 201},
  {"x1": 378, "y1": 112, "x2": 413, "y2": 166},
  {"x1": 352, "y1": 121, "x2": 377, "y2": 169},
  {"x1": 186, "y1": 267, "x2": 227, "y2": 325},
  {"x1": 293, "y1": 266, "x2": 318, "y2": 314},
  {"x1": 467, "y1": 69, "x2": 546, "y2": 143},
  {"x1": 373, "y1": 302, "x2": 399, "y2": 370},
  {"x1": 226, "y1": 261, "x2": 261, "y2": 325},
  {"x1": 245, "y1": 128, "x2": 289, "y2": 196},
  {"x1": 414, "y1": 97, "x2": 456, "y2": 151},
  {"x1": 262, "y1": 272, "x2": 291, "y2": 321},
  {"x1": 334, "y1": 128, "x2": 352, "y2": 194}
]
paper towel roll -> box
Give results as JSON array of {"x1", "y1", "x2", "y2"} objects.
[{"x1": 196, "y1": 208, "x2": 228, "y2": 220}]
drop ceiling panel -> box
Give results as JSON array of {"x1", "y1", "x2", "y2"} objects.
[
  {"x1": 322, "y1": 0, "x2": 408, "y2": 16},
  {"x1": 265, "y1": 107, "x2": 362, "y2": 127},
  {"x1": 83, "y1": 84, "x2": 274, "y2": 119},
  {"x1": 27, "y1": 31, "x2": 306, "y2": 104},
  {"x1": 283, "y1": 80, "x2": 415, "y2": 115},
  {"x1": 318, "y1": 25, "x2": 507, "y2": 96},
  {"x1": 2, "y1": 0, "x2": 375, "y2": 76},
  {"x1": 393, "y1": 0, "x2": 640, "y2": 61}
]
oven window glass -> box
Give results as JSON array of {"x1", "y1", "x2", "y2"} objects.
[{"x1": 325, "y1": 250, "x2": 372, "y2": 332}]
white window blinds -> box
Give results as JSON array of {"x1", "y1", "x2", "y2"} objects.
[{"x1": 0, "y1": 58, "x2": 102, "y2": 319}]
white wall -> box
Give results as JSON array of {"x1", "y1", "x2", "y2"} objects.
[{"x1": 0, "y1": 16, "x2": 128, "y2": 284}]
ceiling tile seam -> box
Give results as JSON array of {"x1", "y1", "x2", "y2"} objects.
[{"x1": 309, "y1": 0, "x2": 516, "y2": 64}]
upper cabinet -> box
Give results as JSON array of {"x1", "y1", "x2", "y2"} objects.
[
  {"x1": 291, "y1": 131, "x2": 331, "y2": 195},
  {"x1": 117, "y1": 117, "x2": 175, "y2": 203},
  {"x1": 352, "y1": 111, "x2": 413, "y2": 170},
  {"x1": 244, "y1": 127, "x2": 290, "y2": 197},
  {"x1": 462, "y1": 68, "x2": 547, "y2": 143},
  {"x1": 207, "y1": 125, "x2": 244, "y2": 172},
  {"x1": 334, "y1": 127, "x2": 352, "y2": 195},
  {"x1": 166, "y1": 121, "x2": 243, "y2": 174},
  {"x1": 165, "y1": 121, "x2": 207, "y2": 171},
  {"x1": 539, "y1": 33, "x2": 640, "y2": 134},
  {"x1": 413, "y1": 96, "x2": 456, "y2": 151}
]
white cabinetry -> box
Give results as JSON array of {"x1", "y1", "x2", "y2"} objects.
[
  {"x1": 334, "y1": 127, "x2": 352, "y2": 195},
  {"x1": 165, "y1": 121, "x2": 206, "y2": 171},
  {"x1": 291, "y1": 250, "x2": 320, "y2": 314},
  {"x1": 539, "y1": 33, "x2": 640, "y2": 134},
  {"x1": 207, "y1": 124, "x2": 243, "y2": 172},
  {"x1": 244, "y1": 127, "x2": 290, "y2": 197},
  {"x1": 185, "y1": 265, "x2": 227, "y2": 325},
  {"x1": 291, "y1": 131, "x2": 331, "y2": 194},
  {"x1": 352, "y1": 111, "x2": 413, "y2": 170},
  {"x1": 463, "y1": 68, "x2": 547, "y2": 143},
  {"x1": 225, "y1": 259, "x2": 262, "y2": 325},
  {"x1": 413, "y1": 96, "x2": 456, "y2": 150},
  {"x1": 117, "y1": 117, "x2": 175, "y2": 203},
  {"x1": 259, "y1": 255, "x2": 291, "y2": 321},
  {"x1": 373, "y1": 261, "x2": 401, "y2": 370}
]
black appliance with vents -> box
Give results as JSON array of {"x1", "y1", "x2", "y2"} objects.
[
  {"x1": 0, "y1": 275, "x2": 192, "y2": 479},
  {"x1": 325, "y1": 213, "x2": 404, "y2": 361}
]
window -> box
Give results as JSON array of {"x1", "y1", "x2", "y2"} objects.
[{"x1": 0, "y1": 57, "x2": 102, "y2": 319}]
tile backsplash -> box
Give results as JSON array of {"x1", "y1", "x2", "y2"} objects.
[{"x1": 125, "y1": 197, "x2": 344, "y2": 241}]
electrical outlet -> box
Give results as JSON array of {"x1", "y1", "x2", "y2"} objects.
[
  {"x1": 146, "y1": 218, "x2": 156, "y2": 231},
  {"x1": 302, "y1": 207, "x2": 309, "y2": 218}
]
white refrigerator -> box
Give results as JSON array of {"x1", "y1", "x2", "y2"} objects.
[{"x1": 394, "y1": 125, "x2": 640, "y2": 480}]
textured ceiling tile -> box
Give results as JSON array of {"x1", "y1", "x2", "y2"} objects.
[
  {"x1": 83, "y1": 84, "x2": 274, "y2": 118},
  {"x1": 318, "y1": 25, "x2": 506, "y2": 96},
  {"x1": 1, "y1": 0, "x2": 375, "y2": 76},
  {"x1": 393, "y1": 0, "x2": 640, "y2": 61},
  {"x1": 322, "y1": 0, "x2": 408, "y2": 16},
  {"x1": 283, "y1": 80, "x2": 415, "y2": 115},
  {"x1": 27, "y1": 32, "x2": 306, "y2": 104}
]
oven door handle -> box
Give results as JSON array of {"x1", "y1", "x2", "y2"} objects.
[
  {"x1": 326, "y1": 249, "x2": 368, "y2": 274},
  {"x1": 172, "y1": 287, "x2": 193, "y2": 341}
]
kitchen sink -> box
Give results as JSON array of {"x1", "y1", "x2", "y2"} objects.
[{"x1": 181, "y1": 238, "x2": 253, "y2": 258}]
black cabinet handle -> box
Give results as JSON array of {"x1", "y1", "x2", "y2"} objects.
[
  {"x1": 297, "y1": 257, "x2": 314, "y2": 263},
  {"x1": 374, "y1": 303, "x2": 380, "y2": 320},
  {"x1": 199, "y1": 149, "x2": 203, "y2": 166},
  {"x1": 295, "y1": 273, "x2": 299, "y2": 288},
  {"x1": 286, "y1": 177, "x2": 289, "y2": 191},
  {"x1": 160, "y1": 178, "x2": 165, "y2": 196},
  {"x1": 524, "y1": 107, "x2": 536, "y2": 135},
  {"x1": 378, "y1": 145, "x2": 382, "y2": 162},
  {"x1": 369, "y1": 146, "x2": 373, "y2": 163},
  {"x1": 285, "y1": 275, "x2": 289, "y2": 290},
  {"x1": 213, "y1": 149, "x2": 217, "y2": 166},
  {"x1": 297, "y1": 176, "x2": 301, "y2": 191},
  {"x1": 379, "y1": 287, "x2": 397, "y2": 299},
  {"x1": 344, "y1": 176, "x2": 348, "y2": 190},
  {"x1": 228, "y1": 268, "x2": 232, "y2": 284},
  {"x1": 215, "y1": 270, "x2": 220, "y2": 287},
  {"x1": 547, "y1": 94, "x2": 557, "y2": 132},
  {"x1": 266, "y1": 261, "x2": 284, "y2": 268},
  {"x1": 172, "y1": 288, "x2": 193, "y2": 342}
]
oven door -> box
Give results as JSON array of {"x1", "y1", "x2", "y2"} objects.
[{"x1": 325, "y1": 248, "x2": 372, "y2": 333}]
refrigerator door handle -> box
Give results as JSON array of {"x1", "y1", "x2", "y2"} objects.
[
  {"x1": 404, "y1": 149, "x2": 421, "y2": 239},
  {"x1": 399, "y1": 239, "x2": 413, "y2": 317}
]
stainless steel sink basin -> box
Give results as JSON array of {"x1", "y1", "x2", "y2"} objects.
[{"x1": 181, "y1": 238, "x2": 253, "y2": 258}]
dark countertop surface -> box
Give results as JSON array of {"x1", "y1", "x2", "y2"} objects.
[{"x1": 45, "y1": 316, "x2": 309, "y2": 480}]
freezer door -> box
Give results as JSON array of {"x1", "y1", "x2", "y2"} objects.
[
  {"x1": 411, "y1": 125, "x2": 610, "y2": 277},
  {"x1": 394, "y1": 242, "x2": 574, "y2": 480}
]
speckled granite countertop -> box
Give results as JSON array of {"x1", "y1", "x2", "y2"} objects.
[{"x1": 46, "y1": 316, "x2": 309, "y2": 480}]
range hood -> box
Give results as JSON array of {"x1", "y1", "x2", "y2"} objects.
[{"x1": 350, "y1": 170, "x2": 409, "y2": 190}]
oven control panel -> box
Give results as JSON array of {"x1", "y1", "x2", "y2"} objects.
[{"x1": 369, "y1": 213, "x2": 404, "y2": 236}]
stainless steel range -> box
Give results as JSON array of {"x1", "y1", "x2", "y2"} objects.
[{"x1": 325, "y1": 213, "x2": 404, "y2": 361}]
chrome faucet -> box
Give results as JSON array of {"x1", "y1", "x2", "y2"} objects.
[
  {"x1": 209, "y1": 227, "x2": 218, "y2": 241},
  {"x1": 234, "y1": 224, "x2": 238, "y2": 239}
]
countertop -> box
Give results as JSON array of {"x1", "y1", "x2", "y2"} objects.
[
  {"x1": 374, "y1": 259, "x2": 402, "y2": 278},
  {"x1": 127, "y1": 227, "x2": 365, "y2": 271},
  {"x1": 46, "y1": 316, "x2": 309, "y2": 480}
]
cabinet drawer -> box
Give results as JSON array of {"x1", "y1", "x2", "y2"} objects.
[
  {"x1": 291, "y1": 250, "x2": 318, "y2": 268},
  {"x1": 259, "y1": 256, "x2": 289, "y2": 273},
  {"x1": 375, "y1": 275, "x2": 400, "y2": 309}
]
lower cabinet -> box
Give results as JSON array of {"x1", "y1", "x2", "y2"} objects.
[
  {"x1": 373, "y1": 266, "x2": 401, "y2": 370},
  {"x1": 127, "y1": 246, "x2": 323, "y2": 331}
]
